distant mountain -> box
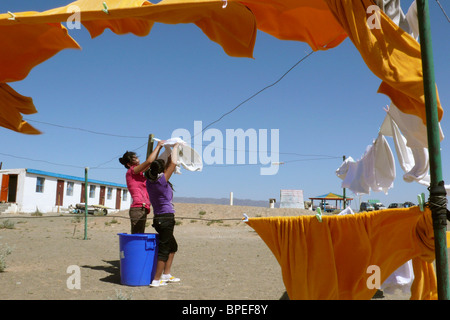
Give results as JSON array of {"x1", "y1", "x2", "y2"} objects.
[{"x1": 173, "y1": 196, "x2": 279, "y2": 208}]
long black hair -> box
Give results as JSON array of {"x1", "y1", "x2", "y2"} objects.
[
  {"x1": 119, "y1": 151, "x2": 136, "y2": 169},
  {"x1": 145, "y1": 159, "x2": 174, "y2": 191}
]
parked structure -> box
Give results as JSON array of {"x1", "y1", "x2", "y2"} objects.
[
  {"x1": 0, "y1": 168, "x2": 130, "y2": 214},
  {"x1": 309, "y1": 192, "x2": 353, "y2": 212}
]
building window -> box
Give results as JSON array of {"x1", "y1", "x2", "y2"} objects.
[
  {"x1": 122, "y1": 190, "x2": 128, "y2": 201},
  {"x1": 107, "y1": 187, "x2": 112, "y2": 200},
  {"x1": 66, "y1": 182, "x2": 74, "y2": 196},
  {"x1": 36, "y1": 177, "x2": 45, "y2": 193},
  {"x1": 89, "y1": 185, "x2": 95, "y2": 198}
]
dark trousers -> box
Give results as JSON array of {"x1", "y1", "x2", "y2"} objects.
[
  {"x1": 152, "y1": 213, "x2": 178, "y2": 262},
  {"x1": 129, "y1": 207, "x2": 149, "y2": 234}
]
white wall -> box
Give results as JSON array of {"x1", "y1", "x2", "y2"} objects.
[
  {"x1": 0, "y1": 169, "x2": 131, "y2": 214},
  {"x1": 22, "y1": 174, "x2": 56, "y2": 213}
]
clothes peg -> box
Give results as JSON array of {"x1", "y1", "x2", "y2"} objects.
[
  {"x1": 315, "y1": 207, "x2": 322, "y2": 223},
  {"x1": 7, "y1": 11, "x2": 16, "y2": 21},
  {"x1": 102, "y1": 2, "x2": 109, "y2": 14},
  {"x1": 417, "y1": 193, "x2": 425, "y2": 212},
  {"x1": 242, "y1": 213, "x2": 249, "y2": 222}
]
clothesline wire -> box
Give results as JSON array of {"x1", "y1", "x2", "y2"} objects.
[
  {"x1": 24, "y1": 50, "x2": 316, "y2": 144},
  {"x1": 0, "y1": 214, "x2": 245, "y2": 222},
  {"x1": 22, "y1": 119, "x2": 146, "y2": 139},
  {"x1": 193, "y1": 50, "x2": 316, "y2": 137},
  {"x1": 0, "y1": 151, "x2": 341, "y2": 170},
  {"x1": 21, "y1": 49, "x2": 317, "y2": 170},
  {"x1": 435, "y1": 0, "x2": 450, "y2": 23},
  {"x1": 94, "y1": 50, "x2": 317, "y2": 168}
]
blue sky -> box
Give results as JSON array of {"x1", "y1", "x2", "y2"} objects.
[{"x1": 1, "y1": 0, "x2": 449, "y2": 209}]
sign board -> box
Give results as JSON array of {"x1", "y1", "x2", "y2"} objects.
[{"x1": 280, "y1": 189, "x2": 305, "y2": 209}]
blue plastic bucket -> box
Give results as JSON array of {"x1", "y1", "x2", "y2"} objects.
[{"x1": 117, "y1": 233, "x2": 159, "y2": 286}]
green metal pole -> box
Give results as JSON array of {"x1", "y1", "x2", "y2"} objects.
[
  {"x1": 84, "y1": 167, "x2": 88, "y2": 240},
  {"x1": 417, "y1": 0, "x2": 449, "y2": 299}
]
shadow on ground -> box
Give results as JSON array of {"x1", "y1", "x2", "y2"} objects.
[{"x1": 82, "y1": 260, "x2": 121, "y2": 284}]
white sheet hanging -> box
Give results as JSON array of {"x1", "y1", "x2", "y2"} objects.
[
  {"x1": 380, "y1": 105, "x2": 432, "y2": 187},
  {"x1": 336, "y1": 134, "x2": 395, "y2": 195}
]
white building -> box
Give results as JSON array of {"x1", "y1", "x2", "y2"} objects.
[{"x1": 0, "y1": 168, "x2": 130, "y2": 214}]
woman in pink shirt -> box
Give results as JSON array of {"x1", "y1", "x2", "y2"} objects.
[{"x1": 119, "y1": 140, "x2": 164, "y2": 233}]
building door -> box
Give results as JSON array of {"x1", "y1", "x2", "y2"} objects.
[
  {"x1": 55, "y1": 180, "x2": 64, "y2": 206},
  {"x1": 80, "y1": 183, "x2": 85, "y2": 203},
  {"x1": 99, "y1": 186, "x2": 105, "y2": 205},
  {"x1": 8, "y1": 175, "x2": 17, "y2": 203},
  {"x1": 1, "y1": 174, "x2": 17, "y2": 203},
  {"x1": 1, "y1": 175, "x2": 9, "y2": 202},
  {"x1": 115, "y1": 189, "x2": 121, "y2": 210}
]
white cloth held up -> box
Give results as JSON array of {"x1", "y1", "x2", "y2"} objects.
[{"x1": 157, "y1": 137, "x2": 203, "y2": 174}]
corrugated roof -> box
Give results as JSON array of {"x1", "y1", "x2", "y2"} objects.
[
  {"x1": 310, "y1": 192, "x2": 353, "y2": 200},
  {"x1": 26, "y1": 168, "x2": 127, "y2": 188}
]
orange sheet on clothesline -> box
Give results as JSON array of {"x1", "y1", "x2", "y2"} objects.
[
  {"x1": 246, "y1": 207, "x2": 449, "y2": 300},
  {"x1": 0, "y1": 0, "x2": 443, "y2": 136}
]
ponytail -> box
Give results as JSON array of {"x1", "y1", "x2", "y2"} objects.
[
  {"x1": 145, "y1": 159, "x2": 175, "y2": 191},
  {"x1": 119, "y1": 151, "x2": 136, "y2": 169}
]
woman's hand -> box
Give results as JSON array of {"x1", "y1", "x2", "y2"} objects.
[{"x1": 157, "y1": 140, "x2": 165, "y2": 149}]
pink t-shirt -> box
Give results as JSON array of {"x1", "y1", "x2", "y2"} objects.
[{"x1": 126, "y1": 166, "x2": 150, "y2": 210}]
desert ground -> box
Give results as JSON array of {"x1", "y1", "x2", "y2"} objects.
[{"x1": 0, "y1": 203, "x2": 413, "y2": 300}]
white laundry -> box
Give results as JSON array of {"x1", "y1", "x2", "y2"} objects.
[
  {"x1": 340, "y1": 155, "x2": 370, "y2": 195},
  {"x1": 157, "y1": 137, "x2": 203, "y2": 174},
  {"x1": 380, "y1": 105, "x2": 432, "y2": 187},
  {"x1": 375, "y1": 0, "x2": 419, "y2": 39},
  {"x1": 335, "y1": 156, "x2": 354, "y2": 180},
  {"x1": 337, "y1": 206, "x2": 355, "y2": 216},
  {"x1": 381, "y1": 260, "x2": 415, "y2": 295},
  {"x1": 370, "y1": 134, "x2": 396, "y2": 193},
  {"x1": 375, "y1": 0, "x2": 411, "y2": 33},
  {"x1": 384, "y1": 103, "x2": 444, "y2": 149},
  {"x1": 405, "y1": 0, "x2": 419, "y2": 40},
  {"x1": 336, "y1": 134, "x2": 395, "y2": 195}
]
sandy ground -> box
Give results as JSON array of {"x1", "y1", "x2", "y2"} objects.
[{"x1": 0, "y1": 203, "x2": 413, "y2": 300}]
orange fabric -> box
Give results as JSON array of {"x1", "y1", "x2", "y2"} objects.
[
  {"x1": 246, "y1": 207, "x2": 445, "y2": 300},
  {"x1": 410, "y1": 258, "x2": 438, "y2": 300},
  {"x1": 0, "y1": 0, "x2": 256, "y2": 134},
  {"x1": 0, "y1": 84, "x2": 40, "y2": 134},
  {"x1": 0, "y1": 23, "x2": 80, "y2": 83},
  {"x1": 238, "y1": 0, "x2": 347, "y2": 50},
  {"x1": 0, "y1": 0, "x2": 443, "y2": 134},
  {"x1": 0, "y1": 0, "x2": 256, "y2": 59},
  {"x1": 323, "y1": 0, "x2": 443, "y2": 125}
]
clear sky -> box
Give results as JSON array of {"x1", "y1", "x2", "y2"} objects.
[{"x1": 1, "y1": 0, "x2": 449, "y2": 210}]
